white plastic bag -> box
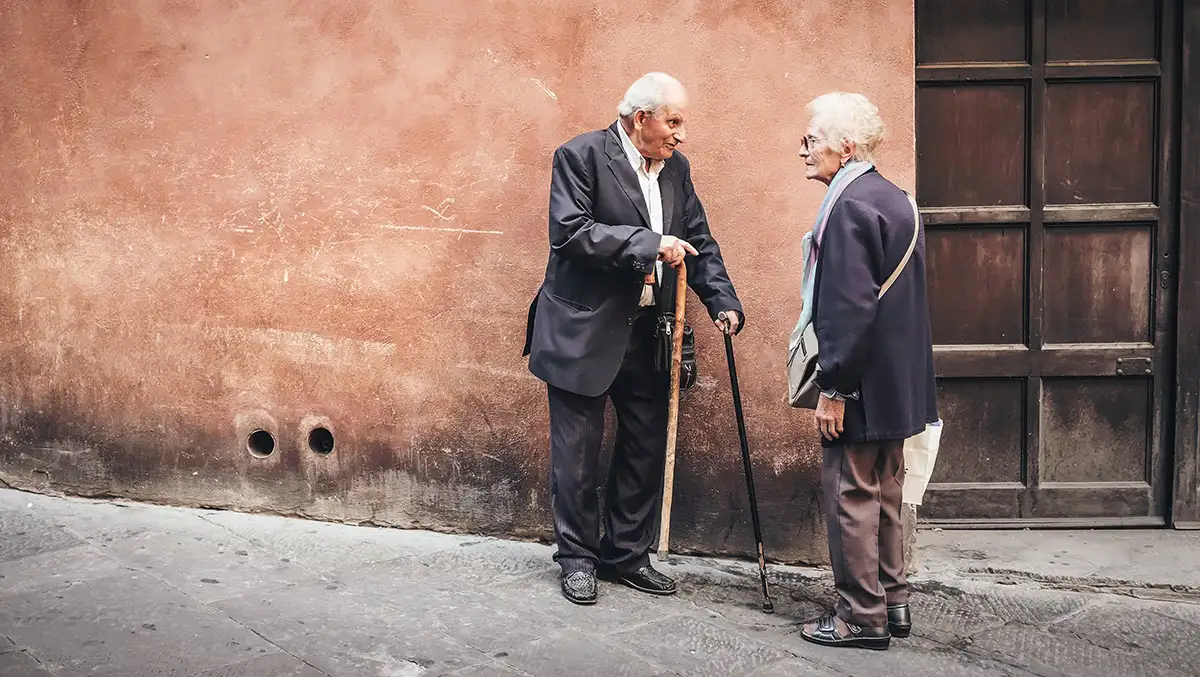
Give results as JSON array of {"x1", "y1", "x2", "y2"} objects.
[{"x1": 902, "y1": 419, "x2": 943, "y2": 506}]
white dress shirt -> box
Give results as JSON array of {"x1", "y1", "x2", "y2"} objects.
[{"x1": 615, "y1": 121, "x2": 665, "y2": 307}]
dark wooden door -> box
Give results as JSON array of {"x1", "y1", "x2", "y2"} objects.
[{"x1": 915, "y1": 0, "x2": 1179, "y2": 525}]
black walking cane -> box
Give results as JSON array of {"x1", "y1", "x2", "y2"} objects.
[{"x1": 718, "y1": 311, "x2": 774, "y2": 613}]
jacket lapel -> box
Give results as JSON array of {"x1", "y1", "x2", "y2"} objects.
[{"x1": 605, "y1": 124, "x2": 651, "y2": 228}]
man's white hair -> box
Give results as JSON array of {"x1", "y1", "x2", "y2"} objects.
[
  {"x1": 806, "y1": 92, "x2": 886, "y2": 164},
  {"x1": 617, "y1": 72, "x2": 686, "y2": 119}
]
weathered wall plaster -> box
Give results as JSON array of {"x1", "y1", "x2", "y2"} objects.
[{"x1": 0, "y1": 0, "x2": 915, "y2": 564}]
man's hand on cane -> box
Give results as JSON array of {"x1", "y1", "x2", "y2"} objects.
[
  {"x1": 657, "y1": 235, "x2": 697, "y2": 268},
  {"x1": 716, "y1": 310, "x2": 741, "y2": 335}
]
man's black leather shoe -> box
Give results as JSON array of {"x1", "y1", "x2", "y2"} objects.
[
  {"x1": 561, "y1": 570, "x2": 597, "y2": 605},
  {"x1": 600, "y1": 564, "x2": 677, "y2": 595},
  {"x1": 887, "y1": 603, "x2": 912, "y2": 638}
]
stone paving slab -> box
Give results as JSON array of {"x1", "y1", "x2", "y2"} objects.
[
  {"x1": 969, "y1": 622, "x2": 1196, "y2": 677},
  {"x1": 412, "y1": 538, "x2": 566, "y2": 585},
  {"x1": 779, "y1": 632, "x2": 1029, "y2": 677},
  {"x1": 609, "y1": 615, "x2": 794, "y2": 677},
  {"x1": 952, "y1": 586, "x2": 1090, "y2": 626},
  {"x1": 4, "y1": 488, "x2": 1200, "y2": 677},
  {"x1": 1141, "y1": 597, "x2": 1200, "y2": 625},
  {"x1": 210, "y1": 585, "x2": 493, "y2": 677},
  {"x1": 902, "y1": 590, "x2": 1008, "y2": 640},
  {"x1": 677, "y1": 573, "x2": 826, "y2": 632},
  {"x1": 191, "y1": 653, "x2": 328, "y2": 677},
  {"x1": 197, "y1": 510, "x2": 468, "y2": 571},
  {"x1": 744, "y1": 659, "x2": 836, "y2": 676},
  {"x1": 91, "y1": 524, "x2": 328, "y2": 605},
  {"x1": 442, "y1": 662, "x2": 532, "y2": 677},
  {"x1": 487, "y1": 569, "x2": 678, "y2": 637},
  {"x1": 494, "y1": 627, "x2": 665, "y2": 677},
  {"x1": 0, "y1": 543, "x2": 128, "y2": 599},
  {"x1": 0, "y1": 501, "x2": 84, "y2": 562},
  {"x1": 0, "y1": 571, "x2": 278, "y2": 677},
  {"x1": 6, "y1": 491, "x2": 205, "y2": 543},
  {"x1": 1051, "y1": 597, "x2": 1200, "y2": 676},
  {"x1": 0, "y1": 642, "x2": 57, "y2": 676}
]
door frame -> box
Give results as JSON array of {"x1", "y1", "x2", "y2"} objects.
[{"x1": 1171, "y1": 0, "x2": 1200, "y2": 528}]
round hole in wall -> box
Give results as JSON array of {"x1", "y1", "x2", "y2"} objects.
[
  {"x1": 308, "y1": 427, "x2": 335, "y2": 455},
  {"x1": 246, "y1": 430, "x2": 276, "y2": 458}
]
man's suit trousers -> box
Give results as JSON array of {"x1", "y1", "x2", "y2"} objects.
[{"x1": 548, "y1": 311, "x2": 667, "y2": 574}]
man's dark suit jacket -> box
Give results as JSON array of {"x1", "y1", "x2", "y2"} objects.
[{"x1": 522, "y1": 122, "x2": 743, "y2": 398}]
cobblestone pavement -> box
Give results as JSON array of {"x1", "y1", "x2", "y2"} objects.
[{"x1": 2, "y1": 489, "x2": 1198, "y2": 677}]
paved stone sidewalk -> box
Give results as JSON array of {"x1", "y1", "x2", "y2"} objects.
[{"x1": 2, "y1": 489, "x2": 1198, "y2": 677}]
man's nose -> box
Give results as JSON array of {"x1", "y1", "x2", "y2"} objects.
[{"x1": 674, "y1": 127, "x2": 686, "y2": 143}]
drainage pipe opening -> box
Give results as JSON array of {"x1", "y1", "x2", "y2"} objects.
[
  {"x1": 308, "y1": 427, "x2": 335, "y2": 455},
  {"x1": 246, "y1": 430, "x2": 276, "y2": 458}
]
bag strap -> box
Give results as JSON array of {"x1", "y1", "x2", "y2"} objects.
[{"x1": 878, "y1": 192, "x2": 921, "y2": 300}]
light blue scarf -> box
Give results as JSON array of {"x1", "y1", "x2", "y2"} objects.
[{"x1": 794, "y1": 161, "x2": 874, "y2": 338}]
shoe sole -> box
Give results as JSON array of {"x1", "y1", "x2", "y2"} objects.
[
  {"x1": 800, "y1": 633, "x2": 890, "y2": 651},
  {"x1": 564, "y1": 595, "x2": 597, "y2": 606},
  {"x1": 890, "y1": 625, "x2": 911, "y2": 638}
]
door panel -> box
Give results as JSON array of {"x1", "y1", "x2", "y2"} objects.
[
  {"x1": 915, "y1": 0, "x2": 1178, "y2": 525},
  {"x1": 1044, "y1": 81, "x2": 1157, "y2": 205},
  {"x1": 917, "y1": 85, "x2": 1029, "y2": 207},
  {"x1": 1042, "y1": 225, "x2": 1153, "y2": 344},
  {"x1": 1040, "y1": 378, "x2": 1151, "y2": 485},
  {"x1": 927, "y1": 228, "x2": 1027, "y2": 345},
  {"x1": 1046, "y1": 0, "x2": 1159, "y2": 62},
  {"x1": 932, "y1": 379, "x2": 1026, "y2": 485},
  {"x1": 916, "y1": 0, "x2": 1029, "y2": 65}
]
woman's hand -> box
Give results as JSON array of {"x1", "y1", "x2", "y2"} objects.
[{"x1": 815, "y1": 394, "x2": 845, "y2": 441}]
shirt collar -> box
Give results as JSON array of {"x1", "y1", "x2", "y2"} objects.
[{"x1": 615, "y1": 119, "x2": 663, "y2": 176}]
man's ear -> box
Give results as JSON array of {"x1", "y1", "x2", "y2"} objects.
[{"x1": 634, "y1": 110, "x2": 648, "y2": 129}]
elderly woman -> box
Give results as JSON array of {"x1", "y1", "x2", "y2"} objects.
[{"x1": 795, "y1": 92, "x2": 938, "y2": 651}]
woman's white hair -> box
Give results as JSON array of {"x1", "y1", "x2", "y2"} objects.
[
  {"x1": 617, "y1": 72, "x2": 685, "y2": 119},
  {"x1": 806, "y1": 92, "x2": 886, "y2": 163}
]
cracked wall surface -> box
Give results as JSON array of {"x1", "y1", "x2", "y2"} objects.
[{"x1": 0, "y1": 0, "x2": 916, "y2": 565}]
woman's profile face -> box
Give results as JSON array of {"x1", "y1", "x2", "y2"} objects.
[{"x1": 799, "y1": 127, "x2": 845, "y2": 185}]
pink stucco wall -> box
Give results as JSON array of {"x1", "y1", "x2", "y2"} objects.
[{"x1": 0, "y1": 0, "x2": 915, "y2": 564}]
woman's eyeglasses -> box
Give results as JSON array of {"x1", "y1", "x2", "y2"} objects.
[{"x1": 800, "y1": 135, "x2": 823, "y2": 153}]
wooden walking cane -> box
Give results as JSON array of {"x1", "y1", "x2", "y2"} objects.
[{"x1": 657, "y1": 260, "x2": 687, "y2": 562}]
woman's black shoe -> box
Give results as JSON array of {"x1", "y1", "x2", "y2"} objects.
[
  {"x1": 801, "y1": 615, "x2": 891, "y2": 651},
  {"x1": 887, "y1": 603, "x2": 912, "y2": 637}
]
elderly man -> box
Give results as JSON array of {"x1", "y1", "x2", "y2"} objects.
[{"x1": 522, "y1": 72, "x2": 745, "y2": 605}]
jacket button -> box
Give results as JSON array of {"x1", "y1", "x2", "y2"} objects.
[{"x1": 627, "y1": 317, "x2": 633, "y2": 325}]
